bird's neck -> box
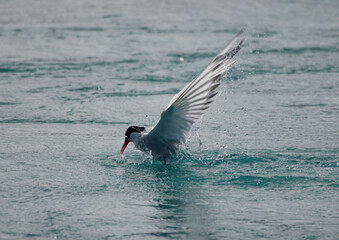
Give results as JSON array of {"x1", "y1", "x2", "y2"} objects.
[
  {"x1": 129, "y1": 132, "x2": 144, "y2": 144},
  {"x1": 129, "y1": 131, "x2": 149, "y2": 153}
]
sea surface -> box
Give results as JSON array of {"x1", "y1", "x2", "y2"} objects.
[{"x1": 0, "y1": 0, "x2": 338, "y2": 239}]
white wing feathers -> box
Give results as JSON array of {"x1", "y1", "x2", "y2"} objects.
[{"x1": 146, "y1": 30, "x2": 244, "y2": 148}]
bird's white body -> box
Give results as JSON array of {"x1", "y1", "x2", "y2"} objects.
[
  {"x1": 120, "y1": 30, "x2": 244, "y2": 163},
  {"x1": 130, "y1": 131, "x2": 178, "y2": 161}
]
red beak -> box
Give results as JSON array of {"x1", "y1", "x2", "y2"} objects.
[{"x1": 120, "y1": 139, "x2": 130, "y2": 155}]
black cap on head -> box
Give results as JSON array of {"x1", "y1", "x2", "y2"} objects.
[{"x1": 125, "y1": 126, "x2": 145, "y2": 139}]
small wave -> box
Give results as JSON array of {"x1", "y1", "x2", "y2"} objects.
[
  {"x1": 27, "y1": 86, "x2": 60, "y2": 93},
  {"x1": 0, "y1": 102, "x2": 17, "y2": 105},
  {"x1": 0, "y1": 118, "x2": 129, "y2": 125},
  {"x1": 49, "y1": 27, "x2": 104, "y2": 32},
  {"x1": 252, "y1": 46, "x2": 337, "y2": 55},
  {"x1": 102, "y1": 14, "x2": 121, "y2": 19},
  {"x1": 137, "y1": 26, "x2": 177, "y2": 34},
  {"x1": 281, "y1": 103, "x2": 327, "y2": 108},
  {"x1": 132, "y1": 74, "x2": 178, "y2": 82},
  {"x1": 0, "y1": 63, "x2": 36, "y2": 73},
  {"x1": 0, "y1": 68, "x2": 18, "y2": 73},
  {"x1": 97, "y1": 88, "x2": 180, "y2": 97},
  {"x1": 113, "y1": 59, "x2": 139, "y2": 65},
  {"x1": 243, "y1": 63, "x2": 337, "y2": 75},
  {"x1": 68, "y1": 86, "x2": 102, "y2": 92},
  {"x1": 225, "y1": 175, "x2": 320, "y2": 187}
]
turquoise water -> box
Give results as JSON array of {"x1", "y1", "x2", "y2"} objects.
[{"x1": 1, "y1": 0, "x2": 338, "y2": 239}]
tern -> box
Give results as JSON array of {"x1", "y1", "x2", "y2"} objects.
[{"x1": 120, "y1": 29, "x2": 244, "y2": 163}]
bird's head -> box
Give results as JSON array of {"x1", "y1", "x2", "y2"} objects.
[{"x1": 120, "y1": 126, "x2": 145, "y2": 155}]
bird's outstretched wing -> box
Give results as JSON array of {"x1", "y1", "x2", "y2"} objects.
[{"x1": 146, "y1": 29, "x2": 244, "y2": 148}]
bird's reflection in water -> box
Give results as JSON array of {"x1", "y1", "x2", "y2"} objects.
[{"x1": 121, "y1": 160, "x2": 218, "y2": 239}]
